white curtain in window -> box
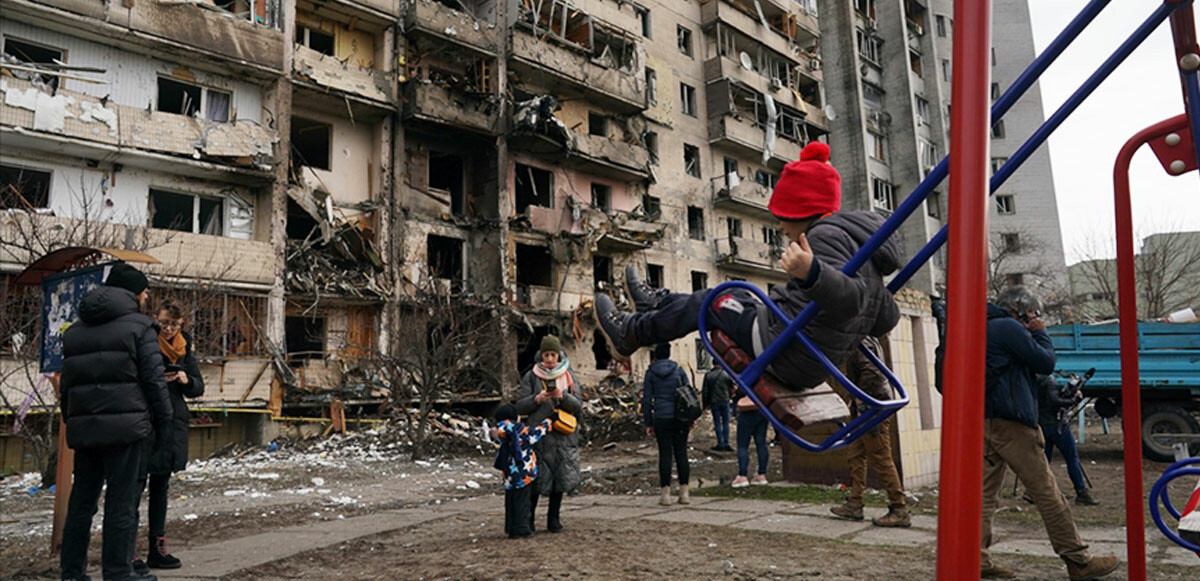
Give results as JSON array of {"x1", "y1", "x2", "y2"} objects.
[{"x1": 206, "y1": 91, "x2": 231, "y2": 122}]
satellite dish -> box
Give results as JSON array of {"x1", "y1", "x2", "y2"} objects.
[
  {"x1": 824, "y1": 105, "x2": 837, "y2": 121},
  {"x1": 739, "y1": 52, "x2": 754, "y2": 70}
]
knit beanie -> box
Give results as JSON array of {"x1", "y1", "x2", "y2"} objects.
[
  {"x1": 768, "y1": 142, "x2": 842, "y2": 220},
  {"x1": 653, "y1": 342, "x2": 671, "y2": 361},
  {"x1": 105, "y1": 262, "x2": 149, "y2": 294},
  {"x1": 539, "y1": 335, "x2": 562, "y2": 354},
  {"x1": 494, "y1": 403, "x2": 518, "y2": 423}
]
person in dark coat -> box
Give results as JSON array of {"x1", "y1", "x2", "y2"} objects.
[
  {"x1": 979, "y1": 286, "x2": 1118, "y2": 580},
  {"x1": 514, "y1": 335, "x2": 582, "y2": 533},
  {"x1": 1034, "y1": 374, "x2": 1098, "y2": 506},
  {"x1": 596, "y1": 142, "x2": 900, "y2": 399},
  {"x1": 131, "y1": 301, "x2": 204, "y2": 573},
  {"x1": 701, "y1": 367, "x2": 733, "y2": 451},
  {"x1": 59, "y1": 263, "x2": 171, "y2": 581},
  {"x1": 642, "y1": 343, "x2": 693, "y2": 506}
]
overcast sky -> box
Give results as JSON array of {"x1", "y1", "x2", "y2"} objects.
[{"x1": 1025, "y1": 0, "x2": 1200, "y2": 264}]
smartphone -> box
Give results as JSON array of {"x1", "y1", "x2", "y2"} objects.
[{"x1": 164, "y1": 364, "x2": 184, "y2": 374}]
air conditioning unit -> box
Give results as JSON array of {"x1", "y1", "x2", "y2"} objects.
[
  {"x1": 864, "y1": 19, "x2": 878, "y2": 33},
  {"x1": 769, "y1": 77, "x2": 783, "y2": 91},
  {"x1": 808, "y1": 58, "x2": 821, "y2": 71}
]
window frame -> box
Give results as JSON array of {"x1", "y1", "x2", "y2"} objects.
[
  {"x1": 156, "y1": 75, "x2": 232, "y2": 122},
  {"x1": 3, "y1": 37, "x2": 66, "y2": 91},
  {"x1": 148, "y1": 187, "x2": 228, "y2": 236}
]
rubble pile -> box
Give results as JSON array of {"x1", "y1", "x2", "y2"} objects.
[{"x1": 286, "y1": 222, "x2": 390, "y2": 298}]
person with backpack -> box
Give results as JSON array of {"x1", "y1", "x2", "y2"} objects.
[
  {"x1": 642, "y1": 342, "x2": 697, "y2": 506},
  {"x1": 978, "y1": 286, "x2": 1118, "y2": 580},
  {"x1": 493, "y1": 404, "x2": 552, "y2": 538},
  {"x1": 514, "y1": 335, "x2": 582, "y2": 533}
]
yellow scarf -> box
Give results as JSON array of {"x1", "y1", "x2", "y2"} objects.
[{"x1": 159, "y1": 332, "x2": 187, "y2": 364}]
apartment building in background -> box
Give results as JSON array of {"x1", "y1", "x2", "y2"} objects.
[{"x1": 7, "y1": 1, "x2": 1083, "y2": 488}]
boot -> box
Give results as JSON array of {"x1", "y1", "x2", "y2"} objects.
[
  {"x1": 1065, "y1": 554, "x2": 1120, "y2": 580},
  {"x1": 546, "y1": 492, "x2": 564, "y2": 533},
  {"x1": 1074, "y1": 489, "x2": 1100, "y2": 506},
  {"x1": 623, "y1": 264, "x2": 669, "y2": 312},
  {"x1": 678, "y1": 483, "x2": 690, "y2": 505},
  {"x1": 132, "y1": 559, "x2": 150, "y2": 575},
  {"x1": 980, "y1": 564, "x2": 1017, "y2": 578},
  {"x1": 829, "y1": 500, "x2": 864, "y2": 521},
  {"x1": 594, "y1": 294, "x2": 639, "y2": 360},
  {"x1": 529, "y1": 490, "x2": 539, "y2": 533},
  {"x1": 660, "y1": 486, "x2": 672, "y2": 506},
  {"x1": 871, "y1": 504, "x2": 911, "y2": 528},
  {"x1": 147, "y1": 535, "x2": 181, "y2": 569}
]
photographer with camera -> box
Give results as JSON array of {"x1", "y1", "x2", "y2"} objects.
[{"x1": 1035, "y1": 373, "x2": 1099, "y2": 507}]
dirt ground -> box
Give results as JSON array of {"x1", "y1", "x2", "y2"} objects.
[{"x1": 2, "y1": 414, "x2": 1197, "y2": 580}]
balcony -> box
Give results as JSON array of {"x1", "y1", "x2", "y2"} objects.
[
  {"x1": 509, "y1": 27, "x2": 646, "y2": 114},
  {"x1": 595, "y1": 212, "x2": 666, "y2": 253},
  {"x1": 8, "y1": 0, "x2": 285, "y2": 76},
  {"x1": 708, "y1": 114, "x2": 802, "y2": 165},
  {"x1": 403, "y1": 81, "x2": 501, "y2": 135},
  {"x1": 701, "y1": 0, "x2": 811, "y2": 66},
  {"x1": 715, "y1": 237, "x2": 787, "y2": 278},
  {"x1": 0, "y1": 77, "x2": 275, "y2": 179},
  {"x1": 703, "y1": 56, "x2": 821, "y2": 113},
  {"x1": 293, "y1": 45, "x2": 396, "y2": 113},
  {"x1": 510, "y1": 99, "x2": 650, "y2": 181},
  {"x1": 405, "y1": 0, "x2": 499, "y2": 56},
  {"x1": 714, "y1": 179, "x2": 774, "y2": 220}
]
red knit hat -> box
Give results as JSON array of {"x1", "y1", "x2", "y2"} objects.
[{"x1": 768, "y1": 142, "x2": 841, "y2": 220}]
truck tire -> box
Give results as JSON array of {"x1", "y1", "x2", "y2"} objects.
[{"x1": 1141, "y1": 405, "x2": 1200, "y2": 462}]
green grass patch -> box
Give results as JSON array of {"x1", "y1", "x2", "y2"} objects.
[{"x1": 692, "y1": 482, "x2": 891, "y2": 507}]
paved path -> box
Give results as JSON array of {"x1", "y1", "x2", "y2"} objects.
[{"x1": 146, "y1": 494, "x2": 1197, "y2": 580}]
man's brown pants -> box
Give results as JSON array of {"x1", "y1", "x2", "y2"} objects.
[
  {"x1": 846, "y1": 416, "x2": 906, "y2": 506},
  {"x1": 981, "y1": 418, "x2": 1090, "y2": 568}
]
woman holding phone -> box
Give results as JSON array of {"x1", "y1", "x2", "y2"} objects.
[{"x1": 132, "y1": 301, "x2": 204, "y2": 572}]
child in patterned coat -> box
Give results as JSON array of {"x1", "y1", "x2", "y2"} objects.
[{"x1": 493, "y1": 404, "x2": 552, "y2": 538}]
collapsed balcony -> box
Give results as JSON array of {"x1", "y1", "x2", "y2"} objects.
[
  {"x1": 713, "y1": 178, "x2": 774, "y2": 221},
  {"x1": 714, "y1": 236, "x2": 786, "y2": 278},
  {"x1": 292, "y1": 45, "x2": 396, "y2": 111},
  {"x1": 404, "y1": 0, "x2": 500, "y2": 57},
  {"x1": 401, "y1": 52, "x2": 499, "y2": 135},
  {"x1": 509, "y1": 1, "x2": 646, "y2": 114},
  {"x1": 285, "y1": 179, "x2": 389, "y2": 299},
  {"x1": 509, "y1": 96, "x2": 649, "y2": 182},
  {"x1": 707, "y1": 79, "x2": 831, "y2": 164},
  {"x1": 700, "y1": 0, "x2": 817, "y2": 66},
  {"x1": 0, "y1": 76, "x2": 275, "y2": 178}
]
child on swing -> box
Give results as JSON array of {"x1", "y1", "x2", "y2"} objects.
[{"x1": 595, "y1": 142, "x2": 901, "y2": 423}]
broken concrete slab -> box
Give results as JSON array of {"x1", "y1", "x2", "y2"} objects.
[{"x1": 293, "y1": 45, "x2": 394, "y2": 106}]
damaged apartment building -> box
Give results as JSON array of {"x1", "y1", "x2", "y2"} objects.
[{"x1": 2, "y1": 0, "x2": 962, "y2": 486}]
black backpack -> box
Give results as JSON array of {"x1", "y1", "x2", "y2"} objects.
[{"x1": 674, "y1": 371, "x2": 702, "y2": 423}]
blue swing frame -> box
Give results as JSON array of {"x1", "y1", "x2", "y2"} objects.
[{"x1": 696, "y1": 0, "x2": 1197, "y2": 453}]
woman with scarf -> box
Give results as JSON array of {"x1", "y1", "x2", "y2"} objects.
[
  {"x1": 515, "y1": 335, "x2": 582, "y2": 533},
  {"x1": 133, "y1": 301, "x2": 204, "y2": 572}
]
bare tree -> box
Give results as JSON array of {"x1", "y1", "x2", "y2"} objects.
[
  {"x1": 987, "y1": 226, "x2": 1071, "y2": 320},
  {"x1": 377, "y1": 274, "x2": 510, "y2": 460},
  {"x1": 1069, "y1": 224, "x2": 1200, "y2": 321}
]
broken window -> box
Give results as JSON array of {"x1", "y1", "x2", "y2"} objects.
[
  {"x1": 515, "y1": 244, "x2": 553, "y2": 287},
  {"x1": 936, "y1": 15, "x2": 948, "y2": 37},
  {"x1": 755, "y1": 170, "x2": 778, "y2": 188},
  {"x1": 867, "y1": 131, "x2": 888, "y2": 162},
  {"x1": 726, "y1": 216, "x2": 743, "y2": 239},
  {"x1": 871, "y1": 178, "x2": 894, "y2": 212},
  {"x1": 909, "y1": 50, "x2": 923, "y2": 77},
  {"x1": 687, "y1": 206, "x2": 705, "y2": 240},
  {"x1": 942, "y1": 59, "x2": 951, "y2": 82},
  {"x1": 723, "y1": 157, "x2": 738, "y2": 189},
  {"x1": 857, "y1": 29, "x2": 883, "y2": 63},
  {"x1": 149, "y1": 189, "x2": 225, "y2": 235},
  {"x1": 906, "y1": 0, "x2": 927, "y2": 32},
  {"x1": 854, "y1": 0, "x2": 877, "y2": 20},
  {"x1": 641, "y1": 10, "x2": 653, "y2": 38},
  {"x1": 996, "y1": 194, "x2": 1015, "y2": 215},
  {"x1": 1001, "y1": 233, "x2": 1021, "y2": 253},
  {"x1": 286, "y1": 198, "x2": 319, "y2": 240},
  {"x1": 588, "y1": 111, "x2": 608, "y2": 137},
  {"x1": 592, "y1": 23, "x2": 638, "y2": 71},
  {"x1": 592, "y1": 254, "x2": 612, "y2": 291},
  {"x1": 3, "y1": 38, "x2": 64, "y2": 91},
  {"x1": 156, "y1": 77, "x2": 231, "y2": 122},
  {"x1": 763, "y1": 227, "x2": 783, "y2": 250},
  {"x1": 429, "y1": 152, "x2": 466, "y2": 217},
  {"x1": 296, "y1": 24, "x2": 335, "y2": 56},
  {"x1": 683, "y1": 144, "x2": 701, "y2": 178},
  {"x1": 593, "y1": 329, "x2": 613, "y2": 370},
  {"x1": 691, "y1": 271, "x2": 708, "y2": 293},
  {"x1": 991, "y1": 157, "x2": 1008, "y2": 175},
  {"x1": 863, "y1": 83, "x2": 884, "y2": 112},
  {"x1": 991, "y1": 119, "x2": 1006, "y2": 139},
  {"x1": 427, "y1": 235, "x2": 465, "y2": 284},
  {"x1": 927, "y1": 191, "x2": 942, "y2": 219},
  {"x1": 646, "y1": 68, "x2": 657, "y2": 105},
  {"x1": 515, "y1": 163, "x2": 552, "y2": 214},
  {"x1": 292, "y1": 117, "x2": 332, "y2": 171},
  {"x1": 680, "y1": 83, "x2": 697, "y2": 116},
  {"x1": 920, "y1": 140, "x2": 939, "y2": 175},
  {"x1": 647, "y1": 264, "x2": 664, "y2": 289},
  {"x1": 591, "y1": 183, "x2": 611, "y2": 213},
  {"x1": 778, "y1": 109, "x2": 808, "y2": 144},
  {"x1": 642, "y1": 194, "x2": 661, "y2": 220},
  {"x1": 285, "y1": 315, "x2": 326, "y2": 360},
  {"x1": 916, "y1": 96, "x2": 931, "y2": 125},
  {"x1": 1, "y1": 164, "x2": 51, "y2": 209},
  {"x1": 644, "y1": 131, "x2": 659, "y2": 165},
  {"x1": 677, "y1": 25, "x2": 693, "y2": 58}
]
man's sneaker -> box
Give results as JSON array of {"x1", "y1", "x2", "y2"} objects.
[
  {"x1": 1065, "y1": 554, "x2": 1120, "y2": 580},
  {"x1": 980, "y1": 564, "x2": 1017, "y2": 578},
  {"x1": 593, "y1": 293, "x2": 639, "y2": 359},
  {"x1": 731, "y1": 476, "x2": 750, "y2": 488},
  {"x1": 750, "y1": 474, "x2": 768, "y2": 486},
  {"x1": 829, "y1": 501, "x2": 864, "y2": 521},
  {"x1": 1074, "y1": 489, "x2": 1101, "y2": 506},
  {"x1": 871, "y1": 505, "x2": 911, "y2": 528},
  {"x1": 623, "y1": 264, "x2": 670, "y2": 312}
]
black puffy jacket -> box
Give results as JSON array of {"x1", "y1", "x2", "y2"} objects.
[
  {"x1": 984, "y1": 303, "x2": 1056, "y2": 428},
  {"x1": 59, "y1": 287, "x2": 172, "y2": 449},
  {"x1": 643, "y1": 359, "x2": 688, "y2": 426},
  {"x1": 160, "y1": 332, "x2": 205, "y2": 472},
  {"x1": 757, "y1": 211, "x2": 902, "y2": 388}
]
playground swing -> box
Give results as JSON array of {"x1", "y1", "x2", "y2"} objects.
[{"x1": 694, "y1": 0, "x2": 1200, "y2": 579}]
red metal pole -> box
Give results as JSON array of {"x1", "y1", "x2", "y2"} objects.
[
  {"x1": 936, "y1": 1, "x2": 991, "y2": 579},
  {"x1": 1112, "y1": 113, "x2": 1188, "y2": 581}
]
